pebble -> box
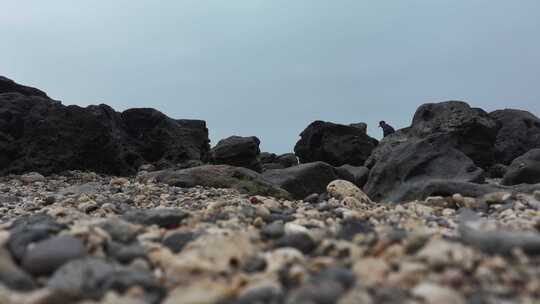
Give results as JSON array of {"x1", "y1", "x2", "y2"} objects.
[
  {"x1": 21, "y1": 235, "x2": 86, "y2": 276},
  {"x1": 353, "y1": 257, "x2": 389, "y2": 287},
  {"x1": 162, "y1": 231, "x2": 197, "y2": 253},
  {"x1": 274, "y1": 233, "x2": 317, "y2": 254},
  {"x1": 284, "y1": 222, "x2": 309, "y2": 235},
  {"x1": 261, "y1": 221, "x2": 285, "y2": 239},
  {"x1": 327, "y1": 180, "x2": 372, "y2": 204},
  {"x1": 534, "y1": 190, "x2": 540, "y2": 201},
  {"x1": 19, "y1": 172, "x2": 46, "y2": 184},
  {"x1": 0, "y1": 170, "x2": 538, "y2": 303},
  {"x1": 412, "y1": 282, "x2": 465, "y2": 304}
]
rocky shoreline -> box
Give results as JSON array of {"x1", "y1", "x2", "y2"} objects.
[
  {"x1": 2, "y1": 76, "x2": 540, "y2": 303},
  {"x1": 0, "y1": 171, "x2": 539, "y2": 303}
]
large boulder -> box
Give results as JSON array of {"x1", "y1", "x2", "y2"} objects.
[
  {"x1": 366, "y1": 101, "x2": 499, "y2": 169},
  {"x1": 0, "y1": 77, "x2": 210, "y2": 176},
  {"x1": 262, "y1": 161, "x2": 356, "y2": 199},
  {"x1": 210, "y1": 136, "x2": 262, "y2": 172},
  {"x1": 260, "y1": 152, "x2": 299, "y2": 170},
  {"x1": 490, "y1": 109, "x2": 540, "y2": 165},
  {"x1": 0, "y1": 76, "x2": 48, "y2": 98},
  {"x1": 335, "y1": 165, "x2": 370, "y2": 189},
  {"x1": 364, "y1": 135, "x2": 485, "y2": 203},
  {"x1": 294, "y1": 121, "x2": 378, "y2": 167},
  {"x1": 142, "y1": 165, "x2": 291, "y2": 199},
  {"x1": 502, "y1": 149, "x2": 540, "y2": 185}
]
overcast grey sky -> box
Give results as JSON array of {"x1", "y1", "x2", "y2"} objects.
[{"x1": 2, "y1": 1, "x2": 539, "y2": 153}]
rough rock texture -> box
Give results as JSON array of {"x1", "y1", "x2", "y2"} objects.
[
  {"x1": 0, "y1": 76, "x2": 48, "y2": 98},
  {"x1": 143, "y1": 165, "x2": 291, "y2": 199},
  {"x1": 210, "y1": 136, "x2": 262, "y2": 172},
  {"x1": 366, "y1": 101, "x2": 499, "y2": 169},
  {"x1": 0, "y1": 171, "x2": 540, "y2": 303},
  {"x1": 294, "y1": 121, "x2": 378, "y2": 167},
  {"x1": 502, "y1": 149, "x2": 540, "y2": 185},
  {"x1": 365, "y1": 135, "x2": 486, "y2": 203},
  {"x1": 260, "y1": 153, "x2": 299, "y2": 170},
  {"x1": 262, "y1": 161, "x2": 355, "y2": 199},
  {"x1": 490, "y1": 109, "x2": 540, "y2": 165},
  {"x1": 0, "y1": 77, "x2": 210, "y2": 176},
  {"x1": 335, "y1": 165, "x2": 370, "y2": 189}
]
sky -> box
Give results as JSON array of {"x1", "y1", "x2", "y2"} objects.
[{"x1": 1, "y1": 1, "x2": 540, "y2": 153}]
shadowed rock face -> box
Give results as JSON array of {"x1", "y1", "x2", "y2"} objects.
[
  {"x1": 366, "y1": 101, "x2": 499, "y2": 170},
  {"x1": 0, "y1": 76, "x2": 49, "y2": 98},
  {"x1": 365, "y1": 134, "x2": 485, "y2": 203},
  {"x1": 0, "y1": 77, "x2": 209, "y2": 176},
  {"x1": 490, "y1": 109, "x2": 540, "y2": 165},
  {"x1": 262, "y1": 161, "x2": 358, "y2": 199},
  {"x1": 294, "y1": 121, "x2": 378, "y2": 167},
  {"x1": 502, "y1": 148, "x2": 540, "y2": 185},
  {"x1": 210, "y1": 136, "x2": 262, "y2": 172},
  {"x1": 143, "y1": 164, "x2": 291, "y2": 199}
]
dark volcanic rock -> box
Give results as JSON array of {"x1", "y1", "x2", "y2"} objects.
[
  {"x1": 488, "y1": 164, "x2": 509, "y2": 179},
  {"x1": 0, "y1": 248, "x2": 36, "y2": 291},
  {"x1": 261, "y1": 153, "x2": 299, "y2": 170},
  {"x1": 21, "y1": 235, "x2": 86, "y2": 276},
  {"x1": 0, "y1": 78, "x2": 209, "y2": 175},
  {"x1": 490, "y1": 109, "x2": 540, "y2": 165},
  {"x1": 262, "y1": 162, "x2": 355, "y2": 200},
  {"x1": 121, "y1": 108, "x2": 210, "y2": 167},
  {"x1": 364, "y1": 135, "x2": 486, "y2": 203},
  {"x1": 145, "y1": 165, "x2": 291, "y2": 199},
  {"x1": 8, "y1": 214, "x2": 67, "y2": 262},
  {"x1": 366, "y1": 101, "x2": 499, "y2": 169},
  {"x1": 210, "y1": 136, "x2": 262, "y2": 172},
  {"x1": 274, "y1": 233, "x2": 317, "y2": 254},
  {"x1": 0, "y1": 76, "x2": 48, "y2": 98},
  {"x1": 502, "y1": 149, "x2": 540, "y2": 185},
  {"x1": 105, "y1": 241, "x2": 147, "y2": 264},
  {"x1": 122, "y1": 208, "x2": 189, "y2": 228},
  {"x1": 48, "y1": 257, "x2": 164, "y2": 303},
  {"x1": 162, "y1": 232, "x2": 198, "y2": 253},
  {"x1": 335, "y1": 165, "x2": 370, "y2": 189},
  {"x1": 294, "y1": 120, "x2": 378, "y2": 166}
]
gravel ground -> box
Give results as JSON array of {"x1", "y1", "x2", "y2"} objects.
[{"x1": 1, "y1": 171, "x2": 540, "y2": 304}]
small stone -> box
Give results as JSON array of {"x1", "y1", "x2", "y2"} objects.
[
  {"x1": 122, "y1": 208, "x2": 189, "y2": 228},
  {"x1": 353, "y1": 257, "x2": 389, "y2": 287},
  {"x1": 534, "y1": 190, "x2": 540, "y2": 201},
  {"x1": 43, "y1": 196, "x2": 56, "y2": 206},
  {"x1": 412, "y1": 283, "x2": 465, "y2": 304},
  {"x1": 327, "y1": 180, "x2": 372, "y2": 204},
  {"x1": 337, "y1": 218, "x2": 374, "y2": 241},
  {"x1": 22, "y1": 235, "x2": 86, "y2": 276},
  {"x1": 274, "y1": 233, "x2": 317, "y2": 254},
  {"x1": 110, "y1": 177, "x2": 130, "y2": 187},
  {"x1": 452, "y1": 194, "x2": 464, "y2": 206},
  {"x1": 261, "y1": 221, "x2": 285, "y2": 239},
  {"x1": 483, "y1": 192, "x2": 512, "y2": 205},
  {"x1": 79, "y1": 200, "x2": 99, "y2": 213},
  {"x1": 442, "y1": 208, "x2": 455, "y2": 216},
  {"x1": 97, "y1": 218, "x2": 141, "y2": 244},
  {"x1": 255, "y1": 205, "x2": 271, "y2": 217},
  {"x1": 253, "y1": 217, "x2": 265, "y2": 227},
  {"x1": 284, "y1": 222, "x2": 309, "y2": 235},
  {"x1": 20, "y1": 172, "x2": 45, "y2": 184},
  {"x1": 0, "y1": 248, "x2": 36, "y2": 291},
  {"x1": 162, "y1": 232, "x2": 197, "y2": 253},
  {"x1": 425, "y1": 196, "x2": 447, "y2": 207},
  {"x1": 163, "y1": 281, "x2": 229, "y2": 304}
]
